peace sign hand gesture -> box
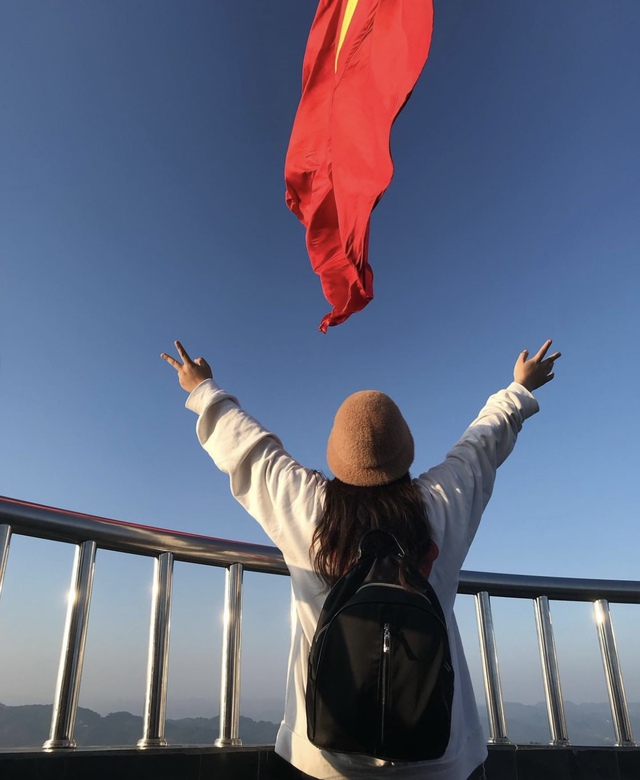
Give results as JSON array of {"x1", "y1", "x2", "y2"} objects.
[
  {"x1": 514, "y1": 339, "x2": 561, "y2": 392},
  {"x1": 161, "y1": 341, "x2": 213, "y2": 393}
]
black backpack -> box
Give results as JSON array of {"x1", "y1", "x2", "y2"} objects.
[{"x1": 306, "y1": 530, "x2": 454, "y2": 762}]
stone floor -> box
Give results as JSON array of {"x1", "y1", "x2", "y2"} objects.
[{"x1": 1, "y1": 744, "x2": 639, "y2": 780}]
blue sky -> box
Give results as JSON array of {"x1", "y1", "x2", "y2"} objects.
[{"x1": 1, "y1": 0, "x2": 639, "y2": 732}]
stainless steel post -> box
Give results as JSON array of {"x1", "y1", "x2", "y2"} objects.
[
  {"x1": 44, "y1": 540, "x2": 97, "y2": 749},
  {"x1": 534, "y1": 596, "x2": 569, "y2": 745},
  {"x1": 0, "y1": 524, "x2": 11, "y2": 601},
  {"x1": 215, "y1": 563, "x2": 243, "y2": 746},
  {"x1": 138, "y1": 552, "x2": 174, "y2": 748},
  {"x1": 475, "y1": 591, "x2": 510, "y2": 744},
  {"x1": 593, "y1": 599, "x2": 635, "y2": 746}
]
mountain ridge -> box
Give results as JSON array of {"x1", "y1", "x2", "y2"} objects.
[
  {"x1": 1, "y1": 701, "x2": 639, "y2": 748},
  {"x1": 0, "y1": 703, "x2": 279, "y2": 748}
]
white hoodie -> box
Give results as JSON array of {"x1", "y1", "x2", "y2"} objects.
[{"x1": 186, "y1": 379, "x2": 539, "y2": 780}]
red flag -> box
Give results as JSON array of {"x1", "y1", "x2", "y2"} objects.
[{"x1": 285, "y1": 0, "x2": 434, "y2": 332}]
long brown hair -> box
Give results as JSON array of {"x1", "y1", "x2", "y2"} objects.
[{"x1": 311, "y1": 473, "x2": 431, "y2": 590}]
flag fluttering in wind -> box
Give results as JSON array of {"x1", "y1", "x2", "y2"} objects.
[{"x1": 285, "y1": 0, "x2": 434, "y2": 332}]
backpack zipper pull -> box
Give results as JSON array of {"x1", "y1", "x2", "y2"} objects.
[{"x1": 381, "y1": 623, "x2": 391, "y2": 746}]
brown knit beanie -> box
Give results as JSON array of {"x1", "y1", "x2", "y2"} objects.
[{"x1": 326, "y1": 391, "x2": 414, "y2": 486}]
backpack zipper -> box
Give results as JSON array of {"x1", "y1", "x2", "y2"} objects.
[{"x1": 380, "y1": 623, "x2": 391, "y2": 746}]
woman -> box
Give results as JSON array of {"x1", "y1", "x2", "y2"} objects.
[{"x1": 162, "y1": 339, "x2": 560, "y2": 780}]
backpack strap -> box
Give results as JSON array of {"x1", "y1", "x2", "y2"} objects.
[
  {"x1": 424, "y1": 581, "x2": 447, "y2": 626},
  {"x1": 358, "y1": 531, "x2": 447, "y2": 627},
  {"x1": 315, "y1": 530, "x2": 411, "y2": 636},
  {"x1": 315, "y1": 554, "x2": 373, "y2": 634}
]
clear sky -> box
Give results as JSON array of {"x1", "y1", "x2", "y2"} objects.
[{"x1": 1, "y1": 0, "x2": 639, "y2": 734}]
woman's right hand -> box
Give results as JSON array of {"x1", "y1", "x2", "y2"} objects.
[{"x1": 513, "y1": 339, "x2": 561, "y2": 392}]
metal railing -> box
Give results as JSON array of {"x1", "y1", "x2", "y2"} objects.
[{"x1": 0, "y1": 496, "x2": 638, "y2": 750}]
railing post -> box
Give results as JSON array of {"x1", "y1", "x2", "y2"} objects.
[
  {"x1": 475, "y1": 591, "x2": 510, "y2": 744},
  {"x1": 0, "y1": 524, "x2": 11, "y2": 601},
  {"x1": 534, "y1": 596, "x2": 570, "y2": 745},
  {"x1": 593, "y1": 599, "x2": 636, "y2": 747},
  {"x1": 44, "y1": 540, "x2": 97, "y2": 749},
  {"x1": 138, "y1": 552, "x2": 174, "y2": 748},
  {"x1": 215, "y1": 562, "x2": 243, "y2": 747}
]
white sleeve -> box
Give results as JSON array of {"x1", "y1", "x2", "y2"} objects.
[
  {"x1": 416, "y1": 382, "x2": 539, "y2": 570},
  {"x1": 185, "y1": 379, "x2": 325, "y2": 560}
]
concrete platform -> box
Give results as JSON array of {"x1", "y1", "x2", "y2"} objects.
[{"x1": 2, "y1": 744, "x2": 640, "y2": 780}]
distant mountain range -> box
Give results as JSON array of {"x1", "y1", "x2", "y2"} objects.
[
  {"x1": 1, "y1": 701, "x2": 638, "y2": 748},
  {"x1": 481, "y1": 701, "x2": 640, "y2": 746},
  {"x1": 0, "y1": 703, "x2": 278, "y2": 748}
]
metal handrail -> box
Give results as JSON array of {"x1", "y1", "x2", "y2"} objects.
[
  {"x1": 0, "y1": 496, "x2": 638, "y2": 750},
  {"x1": 0, "y1": 496, "x2": 288, "y2": 574},
  {"x1": 459, "y1": 571, "x2": 640, "y2": 604}
]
